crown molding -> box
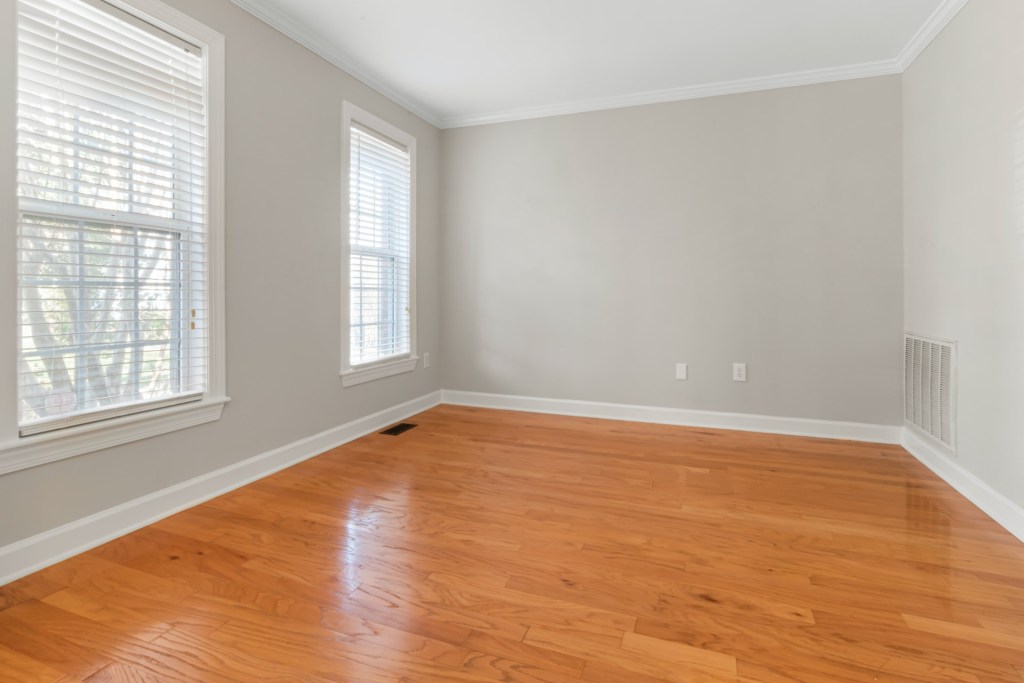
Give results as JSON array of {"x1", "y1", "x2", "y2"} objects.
[
  {"x1": 438, "y1": 58, "x2": 903, "y2": 129},
  {"x1": 228, "y1": 0, "x2": 444, "y2": 128},
  {"x1": 230, "y1": 0, "x2": 969, "y2": 131},
  {"x1": 896, "y1": 0, "x2": 969, "y2": 70}
]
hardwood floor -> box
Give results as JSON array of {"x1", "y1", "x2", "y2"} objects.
[{"x1": 2, "y1": 404, "x2": 1023, "y2": 682}]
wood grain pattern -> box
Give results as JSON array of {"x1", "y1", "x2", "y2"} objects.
[{"x1": 3, "y1": 405, "x2": 1023, "y2": 681}]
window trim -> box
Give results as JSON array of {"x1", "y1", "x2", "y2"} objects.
[
  {"x1": 340, "y1": 102, "x2": 418, "y2": 387},
  {"x1": 0, "y1": 0, "x2": 227, "y2": 474}
]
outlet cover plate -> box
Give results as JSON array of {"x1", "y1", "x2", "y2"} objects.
[{"x1": 733, "y1": 363, "x2": 747, "y2": 382}]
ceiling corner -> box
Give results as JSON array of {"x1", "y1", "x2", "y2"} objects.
[
  {"x1": 228, "y1": 0, "x2": 445, "y2": 129},
  {"x1": 896, "y1": 0, "x2": 970, "y2": 71}
]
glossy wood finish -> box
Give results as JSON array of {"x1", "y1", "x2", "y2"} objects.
[{"x1": 2, "y1": 405, "x2": 1023, "y2": 682}]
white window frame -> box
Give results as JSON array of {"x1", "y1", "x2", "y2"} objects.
[
  {"x1": 341, "y1": 102, "x2": 418, "y2": 387},
  {"x1": 0, "y1": 0, "x2": 227, "y2": 475}
]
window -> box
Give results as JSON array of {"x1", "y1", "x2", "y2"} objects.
[
  {"x1": 9, "y1": 0, "x2": 225, "y2": 457},
  {"x1": 342, "y1": 103, "x2": 417, "y2": 386}
]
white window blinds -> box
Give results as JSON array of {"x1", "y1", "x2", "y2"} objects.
[
  {"x1": 349, "y1": 123, "x2": 412, "y2": 366},
  {"x1": 16, "y1": 0, "x2": 209, "y2": 436}
]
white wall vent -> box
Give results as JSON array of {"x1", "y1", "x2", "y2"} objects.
[{"x1": 904, "y1": 334, "x2": 956, "y2": 453}]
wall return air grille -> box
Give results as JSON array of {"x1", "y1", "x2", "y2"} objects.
[{"x1": 904, "y1": 334, "x2": 956, "y2": 452}]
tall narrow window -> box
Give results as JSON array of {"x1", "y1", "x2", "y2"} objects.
[
  {"x1": 343, "y1": 104, "x2": 416, "y2": 386},
  {"x1": 16, "y1": 0, "x2": 212, "y2": 435}
]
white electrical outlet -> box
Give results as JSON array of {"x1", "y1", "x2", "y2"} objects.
[
  {"x1": 675, "y1": 363, "x2": 687, "y2": 380},
  {"x1": 423, "y1": 352, "x2": 431, "y2": 369},
  {"x1": 733, "y1": 363, "x2": 747, "y2": 382}
]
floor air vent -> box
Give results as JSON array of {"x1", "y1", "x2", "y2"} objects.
[
  {"x1": 380, "y1": 423, "x2": 417, "y2": 436},
  {"x1": 904, "y1": 334, "x2": 956, "y2": 452}
]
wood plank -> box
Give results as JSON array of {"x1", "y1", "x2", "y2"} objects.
[
  {"x1": 0, "y1": 642, "x2": 67, "y2": 683},
  {"x1": 41, "y1": 589, "x2": 175, "y2": 643},
  {"x1": 85, "y1": 662, "x2": 179, "y2": 683},
  {"x1": 0, "y1": 610, "x2": 112, "y2": 680},
  {"x1": 903, "y1": 613, "x2": 1024, "y2": 653},
  {"x1": 0, "y1": 573, "x2": 66, "y2": 612}
]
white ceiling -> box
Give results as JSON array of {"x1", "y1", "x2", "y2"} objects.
[{"x1": 230, "y1": 0, "x2": 966, "y2": 128}]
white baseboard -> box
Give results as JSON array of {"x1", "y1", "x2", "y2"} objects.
[
  {"x1": 901, "y1": 428, "x2": 1024, "y2": 544},
  {"x1": 0, "y1": 390, "x2": 442, "y2": 586},
  {"x1": 440, "y1": 390, "x2": 903, "y2": 444}
]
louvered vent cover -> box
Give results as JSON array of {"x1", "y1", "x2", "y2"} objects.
[
  {"x1": 904, "y1": 334, "x2": 956, "y2": 452},
  {"x1": 380, "y1": 423, "x2": 417, "y2": 436}
]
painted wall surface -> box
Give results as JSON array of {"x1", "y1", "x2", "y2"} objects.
[
  {"x1": 440, "y1": 77, "x2": 904, "y2": 425},
  {"x1": 0, "y1": 0, "x2": 441, "y2": 545},
  {"x1": 903, "y1": 0, "x2": 1024, "y2": 509}
]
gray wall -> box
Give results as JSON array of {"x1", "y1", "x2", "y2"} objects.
[
  {"x1": 903, "y1": 0, "x2": 1024, "y2": 509},
  {"x1": 441, "y1": 77, "x2": 905, "y2": 425},
  {"x1": 0, "y1": 0, "x2": 441, "y2": 546}
]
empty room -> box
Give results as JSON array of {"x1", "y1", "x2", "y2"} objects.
[{"x1": 1, "y1": 0, "x2": 1023, "y2": 680}]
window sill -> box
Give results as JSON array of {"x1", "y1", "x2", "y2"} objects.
[
  {"x1": 0, "y1": 396, "x2": 230, "y2": 476},
  {"x1": 342, "y1": 356, "x2": 419, "y2": 387}
]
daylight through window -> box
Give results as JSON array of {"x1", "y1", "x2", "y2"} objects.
[
  {"x1": 348, "y1": 123, "x2": 412, "y2": 367},
  {"x1": 16, "y1": 0, "x2": 209, "y2": 435}
]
